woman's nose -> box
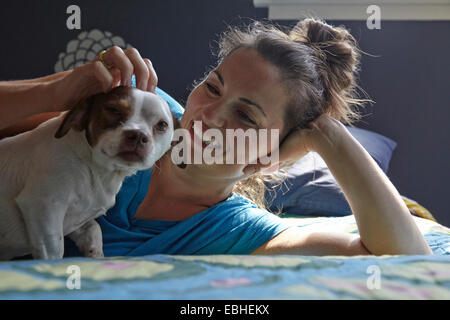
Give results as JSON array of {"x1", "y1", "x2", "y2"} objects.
[{"x1": 201, "y1": 103, "x2": 226, "y2": 128}]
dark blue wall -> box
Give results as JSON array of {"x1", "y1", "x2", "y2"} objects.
[{"x1": 1, "y1": 1, "x2": 449, "y2": 226}]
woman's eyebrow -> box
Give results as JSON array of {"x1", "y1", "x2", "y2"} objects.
[
  {"x1": 213, "y1": 70, "x2": 224, "y2": 86},
  {"x1": 238, "y1": 98, "x2": 267, "y2": 118},
  {"x1": 213, "y1": 70, "x2": 267, "y2": 118}
]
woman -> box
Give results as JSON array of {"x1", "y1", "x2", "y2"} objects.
[{"x1": 0, "y1": 18, "x2": 432, "y2": 257}]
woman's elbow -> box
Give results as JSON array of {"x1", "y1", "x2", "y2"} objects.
[{"x1": 362, "y1": 239, "x2": 433, "y2": 256}]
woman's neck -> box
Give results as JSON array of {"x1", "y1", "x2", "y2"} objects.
[{"x1": 150, "y1": 154, "x2": 235, "y2": 209}]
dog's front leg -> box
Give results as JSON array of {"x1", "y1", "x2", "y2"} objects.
[
  {"x1": 68, "y1": 219, "x2": 104, "y2": 258},
  {"x1": 15, "y1": 194, "x2": 66, "y2": 260}
]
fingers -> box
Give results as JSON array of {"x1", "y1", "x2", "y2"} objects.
[
  {"x1": 278, "y1": 127, "x2": 312, "y2": 164},
  {"x1": 124, "y1": 48, "x2": 150, "y2": 91},
  {"x1": 101, "y1": 46, "x2": 133, "y2": 86},
  {"x1": 143, "y1": 58, "x2": 158, "y2": 93},
  {"x1": 101, "y1": 46, "x2": 157, "y2": 92},
  {"x1": 90, "y1": 61, "x2": 115, "y2": 93},
  {"x1": 242, "y1": 158, "x2": 280, "y2": 176},
  {"x1": 242, "y1": 126, "x2": 313, "y2": 176}
]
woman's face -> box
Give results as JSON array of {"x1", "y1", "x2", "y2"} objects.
[{"x1": 178, "y1": 48, "x2": 290, "y2": 179}]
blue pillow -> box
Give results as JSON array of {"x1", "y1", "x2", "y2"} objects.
[{"x1": 266, "y1": 127, "x2": 397, "y2": 217}]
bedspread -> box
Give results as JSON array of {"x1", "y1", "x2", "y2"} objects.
[{"x1": 0, "y1": 215, "x2": 449, "y2": 300}]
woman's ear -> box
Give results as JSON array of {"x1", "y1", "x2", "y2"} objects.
[{"x1": 54, "y1": 97, "x2": 94, "y2": 139}]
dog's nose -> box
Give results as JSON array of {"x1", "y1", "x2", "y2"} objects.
[{"x1": 123, "y1": 130, "x2": 149, "y2": 146}]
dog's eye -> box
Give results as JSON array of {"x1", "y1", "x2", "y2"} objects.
[
  {"x1": 155, "y1": 120, "x2": 168, "y2": 132},
  {"x1": 105, "y1": 106, "x2": 121, "y2": 115}
]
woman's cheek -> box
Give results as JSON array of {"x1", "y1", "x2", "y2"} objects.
[
  {"x1": 186, "y1": 87, "x2": 208, "y2": 112},
  {"x1": 223, "y1": 134, "x2": 259, "y2": 165}
]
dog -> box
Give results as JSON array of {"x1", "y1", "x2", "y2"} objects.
[{"x1": 0, "y1": 86, "x2": 177, "y2": 260}]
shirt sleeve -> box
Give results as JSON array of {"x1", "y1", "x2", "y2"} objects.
[{"x1": 194, "y1": 206, "x2": 291, "y2": 255}]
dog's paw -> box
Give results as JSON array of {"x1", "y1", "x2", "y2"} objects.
[{"x1": 86, "y1": 247, "x2": 104, "y2": 258}]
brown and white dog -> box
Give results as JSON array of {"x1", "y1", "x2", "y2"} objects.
[{"x1": 0, "y1": 86, "x2": 177, "y2": 260}]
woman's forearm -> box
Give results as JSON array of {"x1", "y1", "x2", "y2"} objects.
[
  {"x1": 0, "y1": 70, "x2": 75, "y2": 130},
  {"x1": 0, "y1": 81, "x2": 55, "y2": 130},
  {"x1": 313, "y1": 119, "x2": 432, "y2": 255}
]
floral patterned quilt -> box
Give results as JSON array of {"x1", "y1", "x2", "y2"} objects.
[{"x1": 1, "y1": 215, "x2": 449, "y2": 300}]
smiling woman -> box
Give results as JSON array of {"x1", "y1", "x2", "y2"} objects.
[
  {"x1": 0, "y1": 17, "x2": 432, "y2": 259},
  {"x1": 207, "y1": 19, "x2": 366, "y2": 210},
  {"x1": 180, "y1": 48, "x2": 286, "y2": 171},
  {"x1": 96, "y1": 18, "x2": 429, "y2": 257}
]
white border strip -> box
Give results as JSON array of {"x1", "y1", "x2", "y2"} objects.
[{"x1": 254, "y1": 0, "x2": 450, "y2": 20}]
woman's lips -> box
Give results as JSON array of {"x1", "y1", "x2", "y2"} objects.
[
  {"x1": 189, "y1": 120, "x2": 209, "y2": 133},
  {"x1": 189, "y1": 121, "x2": 211, "y2": 148},
  {"x1": 187, "y1": 120, "x2": 226, "y2": 157},
  {"x1": 189, "y1": 124, "x2": 208, "y2": 148}
]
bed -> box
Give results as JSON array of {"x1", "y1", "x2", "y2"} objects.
[
  {"x1": 1, "y1": 122, "x2": 449, "y2": 300},
  {"x1": 1, "y1": 94, "x2": 449, "y2": 300},
  {"x1": 1, "y1": 38, "x2": 448, "y2": 299},
  {"x1": 0, "y1": 214, "x2": 449, "y2": 300}
]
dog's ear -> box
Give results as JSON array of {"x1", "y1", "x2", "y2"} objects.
[{"x1": 54, "y1": 97, "x2": 94, "y2": 139}]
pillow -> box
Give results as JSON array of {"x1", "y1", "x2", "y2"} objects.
[{"x1": 266, "y1": 127, "x2": 397, "y2": 217}]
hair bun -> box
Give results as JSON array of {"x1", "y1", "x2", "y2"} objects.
[
  {"x1": 290, "y1": 18, "x2": 360, "y2": 85},
  {"x1": 290, "y1": 18, "x2": 359, "y2": 69},
  {"x1": 289, "y1": 18, "x2": 360, "y2": 93}
]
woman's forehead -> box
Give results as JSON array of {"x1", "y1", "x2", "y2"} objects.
[{"x1": 216, "y1": 48, "x2": 289, "y2": 129}]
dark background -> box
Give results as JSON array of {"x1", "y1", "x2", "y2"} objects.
[{"x1": 1, "y1": 0, "x2": 449, "y2": 226}]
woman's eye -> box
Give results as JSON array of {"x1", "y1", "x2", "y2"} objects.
[
  {"x1": 205, "y1": 83, "x2": 220, "y2": 96},
  {"x1": 236, "y1": 110, "x2": 256, "y2": 125}
]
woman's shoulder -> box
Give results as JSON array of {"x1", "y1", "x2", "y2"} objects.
[
  {"x1": 216, "y1": 192, "x2": 259, "y2": 211},
  {"x1": 212, "y1": 192, "x2": 284, "y2": 223},
  {"x1": 190, "y1": 192, "x2": 291, "y2": 255}
]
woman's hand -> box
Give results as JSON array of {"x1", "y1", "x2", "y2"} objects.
[
  {"x1": 50, "y1": 46, "x2": 158, "y2": 111},
  {"x1": 0, "y1": 46, "x2": 157, "y2": 132},
  {"x1": 255, "y1": 114, "x2": 344, "y2": 173},
  {"x1": 279, "y1": 114, "x2": 346, "y2": 168}
]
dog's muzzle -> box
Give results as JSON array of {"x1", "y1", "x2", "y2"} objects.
[{"x1": 117, "y1": 129, "x2": 150, "y2": 162}]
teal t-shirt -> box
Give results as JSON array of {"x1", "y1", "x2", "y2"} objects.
[
  {"x1": 65, "y1": 85, "x2": 290, "y2": 257},
  {"x1": 95, "y1": 168, "x2": 290, "y2": 256}
]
